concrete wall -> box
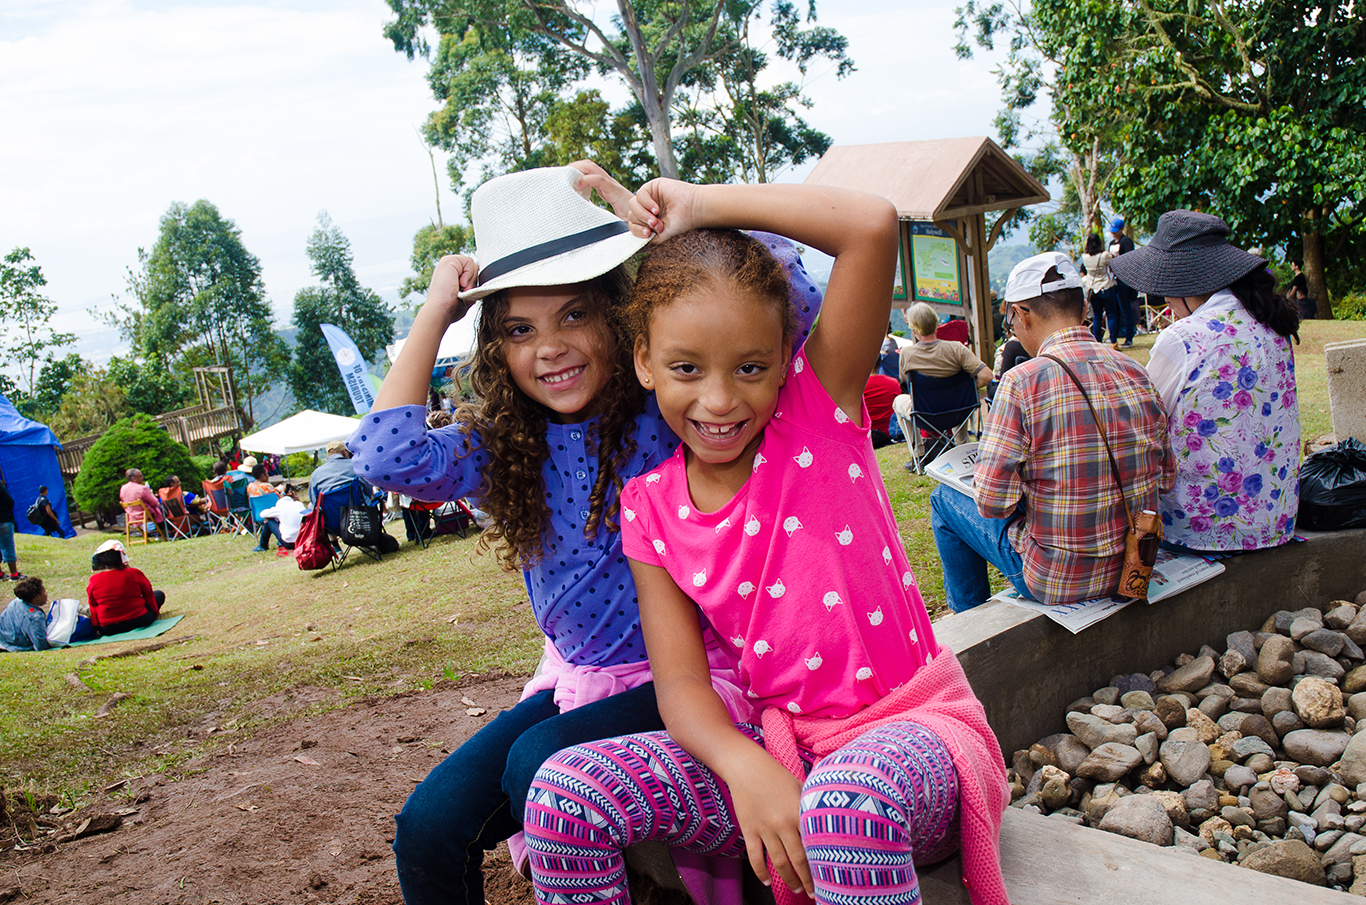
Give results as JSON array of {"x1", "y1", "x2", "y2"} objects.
[
  {"x1": 1327, "y1": 338, "x2": 1366, "y2": 443},
  {"x1": 935, "y1": 529, "x2": 1366, "y2": 756}
]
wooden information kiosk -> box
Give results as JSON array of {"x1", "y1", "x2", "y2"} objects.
[{"x1": 805, "y1": 137, "x2": 1049, "y2": 359}]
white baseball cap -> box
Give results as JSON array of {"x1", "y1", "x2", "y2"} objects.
[{"x1": 1004, "y1": 252, "x2": 1084, "y2": 303}]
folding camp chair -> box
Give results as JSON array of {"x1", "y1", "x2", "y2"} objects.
[
  {"x1": 201, "y1": 478, "x2": 240, "y2": 534},
  {"x1": 896, "y1": 370, "x2": 983, "y2": 474},
  {"x1": 403, "y1": 497, "x2": 476, "y2": 547},
  {"x1": 320, "y1": 479, "x2": 389, "y2": 569},
  {"x1": 157, "y1": 488, "x2": 193, "y2": 541},
  {"x1": 249, "y1": 491, "x2": 280, "y2": 531},
  {"x1": 224, "y1": 473, "x2": 254, "y2": 531}
]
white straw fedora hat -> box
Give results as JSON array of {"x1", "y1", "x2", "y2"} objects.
[{"x1": 458, "y1": 167, "x2": 651, "y2": 301}]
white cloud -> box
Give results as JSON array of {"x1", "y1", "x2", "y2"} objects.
[{"x1": 0, "y1": 0, "x2": 1016, "y2": 367}]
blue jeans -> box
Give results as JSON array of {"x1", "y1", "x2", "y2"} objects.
[
  {"x1": 0, "y1": 521, "x2": 14, "y2": 564},
  {"x1": 1110, "y1": 282, "x2": 1136, "y2": 342},
  {"x1": 393, "y1": 681, "x2": 665, "y2": 905},
  {"x1": 929, "y1": 485, "x2": 1030, "y2": 612}
]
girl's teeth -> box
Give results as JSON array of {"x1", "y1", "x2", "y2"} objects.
[{"x1": 544, "y1": 367, "x2": 583, "y2": 385}]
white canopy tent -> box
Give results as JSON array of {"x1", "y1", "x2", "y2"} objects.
[
  {"x1": 386, "y1": 312, "x2": 481, "y2": 368},
  {"x1": 239, "y1": 410, "x2": 361, "y2": 456}
]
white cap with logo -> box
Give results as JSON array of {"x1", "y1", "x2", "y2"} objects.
[{"x1": 1004, "y1": 252, "x2": 1084, "y2": 303}]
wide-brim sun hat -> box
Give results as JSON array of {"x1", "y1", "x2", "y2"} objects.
[
  {"x1": 458, "y1": 166, "x2": 651, "y2": 301},
  {"x1": 1004, "y1": 251, "x2": 1084, "y2": 303},
  {"x1": 1108, "y1": 210, "x2": 1265, "y2": 298}
]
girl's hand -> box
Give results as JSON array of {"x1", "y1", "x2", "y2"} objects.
[
  {"x1": 728, "y1": 750, "x2": 813, "y2": 897},
  {"x1": 629, "y1": 178, "x2": 701, "y2": 243},
  {"x1": 426, "y1": 254, "x2": 480, "y2": 325},
  {"x1": 568, "y1": 160, "x2": 634, "y2": 220}
]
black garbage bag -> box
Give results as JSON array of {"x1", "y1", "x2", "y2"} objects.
[{"x1": 1299, "y1": 437, "x2": 1366, "y2": 530}]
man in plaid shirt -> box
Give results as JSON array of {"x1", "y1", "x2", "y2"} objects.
[{"x1": 930, "y1": 252, "x2": 1173, "y2": 612}]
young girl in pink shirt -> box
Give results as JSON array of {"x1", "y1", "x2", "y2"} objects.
[{"x1": 522, "y1": 181, "x2": 1009, "y2": 905}]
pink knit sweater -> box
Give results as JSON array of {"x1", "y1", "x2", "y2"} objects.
[{"x1": 762, "y1": 646, "x2": 1010, "y2": 905}]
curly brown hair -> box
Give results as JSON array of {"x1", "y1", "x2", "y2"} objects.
[
  {"x1": 454, "y1": 265, "x2": 645, "y2": 571},
  {"x1": 626, "y1": 229, "x2": 796, "y2": 350}
]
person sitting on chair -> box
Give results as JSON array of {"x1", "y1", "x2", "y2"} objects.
[
  {"x1": 258, "y1": 490, "x2": 307, "y2": 556},
  {"x1": 892, "y1": 302, "x2": 991, "y2": 458},
  {"x1": 864, "y1": 363, "x2": 901, "y2": 449},
  {"x1": 310, "y1": 441, "x2": 362, "y2": 499},
  {"x1": 119, "y1": 468, "x2": 165, "y2": 539},
  {"x1": 929, "y1": 252, "x2": 1173, "y2": 613}
]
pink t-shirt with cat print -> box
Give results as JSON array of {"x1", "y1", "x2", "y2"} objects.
[{"x1": 622, "y1": 345, "x2": 937, "y2": 720}]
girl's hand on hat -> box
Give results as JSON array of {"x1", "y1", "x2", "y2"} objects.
[
  {"x1": 567, "y1": 160, "x2": 634, "y2": 221},
  {"x1": 629, "y1": 178, "x2": 699, "y2": 243},
  {"x1": 428, "y1": 255, "x2": 480, "y2": 324}
]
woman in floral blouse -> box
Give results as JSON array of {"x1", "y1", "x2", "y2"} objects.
[{"x1": 1111, "y1": 210, "x2": 1301, "y2": 552}]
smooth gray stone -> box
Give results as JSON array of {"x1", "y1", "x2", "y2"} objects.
[
  {"x1": 1134, "y1": 732, "x2": 1159, "y2": 765},
  {"x1": 1227, "y1": 630, "x2": 1258, "y2": 662},
  {"x1": 1098, "y1": 794, "x2": 1174, "y2": 846},
  {"x1": 1273, "y1": 710, "x2": 1306, "y2": 738},
  {"x1": 1131, "y1": 710, "x2": 1167, "y2": 741},
  {"x1": 1340, "y1": 634, "x2": 1363, "y2": 661},
  {"x1": 1303, "y1": 628, "x2": 1348, "y2": 657},
  {"x1": 1245, "y1": 752, "x2": 1275, "y2": 774},
  {"x1": 1258, "y1": 634, "x2": 1297, "y2": 686},
  {"x1": 1273, "y1": 611, "x2": 1299, "y2": 634},
  {"x1": 1290, "y1": 609, "x2": 1326, "y2": 637},
  {"x1": 1249, "y1": 784, "x2": 1289, "y2": 822},
  {"x1": 1158, "y1": 656, "x2": 1216, "y2": 694},
  {"x1": 1288, "y1": 811, "x2": 1318, "y2": 833},
  {"x1": 1054, "y1": 734, "x2": 1090, "y2": 776},
  {"x1": 1347, "y1": 607, "x2": 1366, "y2": 644},
  {"x1": 1282, "y1": 729, "x2": 1351, "y2": 766},
  {"x1": 1229, "y1": 672, "x2": 1270, "y2": 697},
  {"x1": 1326, "y1": 605, "x2": 1358, "y2": 631},
  {"x1": 1092, "y1": 686, "x2": 1120, "y2": 706},
  {"x1": 1296, "y1": 765, "x2": 1333, "y2": 786},
  {"x1": 1223, "y1": 764, "x2": 1258, "y2": 791},
  {"x1": 1242, "y1": 838, "x2": 1327, "y2": 885},
  {"x1": 1119, "y1": 690, "x2": 1154, "y2": 710},
  {"x1": 1066, "y1": 711, "x2": 1138, "y2": 750},
  {"x1": 1262, "y1": 685, "x2": 1293, "y2": 717},
  {"x1": 1217, "y1": 711, "x2": 1246, "y2": 733},
  {"x1": 1296, "y1": 649, "x2": 1346, "y2": 680},
  {"x1": 1172, "y1": 824, "x2": 1208, "y2": 852},
  {"x1": 1198, "y1": 694, "x2": 1229, "y2": 720},
  {"x1": 1237, "y1": 713, "x2": 1279, "y2": 750},
  {"x1": 1232, "y1": 736, "x2": 1275, "y2": 761},
  {"x1": 1315, "y1": 829, "x2": 1343, "y2": 851},
  {"x1": 1183, "y1": 779, "x2": 1218, "y2": 822},
  {"x1": 1339, "y1": 732, "x2": 1366, "y2": 788},
  {"x1": 1160, "y1": 736, "x2": 1213, "y2": 787},
  {"x1": 1322, "y1": 831, "x2": 1366, "y2": 866},
  {"x1": 1076, "y1": 742, "x2": 1144, "y2": 782},
  {"x1": 1350, "y1": 692, "x2": 1366, "y2": 722},
  {"x1": 1221, "y1": 805, "x2": 1255, "y2": 828}
]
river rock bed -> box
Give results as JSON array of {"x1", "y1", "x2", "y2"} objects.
[{"x1": 1009, "y1": 589, "x2": 1366, "y2": 894}]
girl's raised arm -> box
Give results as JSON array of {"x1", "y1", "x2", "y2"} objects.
[
  {"x1": 372, "y1": 255, "x2": 479, "y2": 411},
  {"x1": 630, "y1": 181, "x2": 899, "y2": 420}
]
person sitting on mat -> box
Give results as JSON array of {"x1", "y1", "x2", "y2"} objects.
[
  {"x1": 0, "y1": 577, "x2": 53, "y2": 652},
  {"x1": 87, "y1": 540, "x2": 164, "y2": 637}
]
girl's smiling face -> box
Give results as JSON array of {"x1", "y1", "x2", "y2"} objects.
[
  {"x1": 635, "y1": 286, "x2": 790, "y2": 470},
  {"x1": 502, "y1": 284, "x2": 616, "y2": 423}
]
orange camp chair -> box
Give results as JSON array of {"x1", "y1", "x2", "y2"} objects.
[{"x1": 158, "y1": 486, "x2": 193, "y2": 541}]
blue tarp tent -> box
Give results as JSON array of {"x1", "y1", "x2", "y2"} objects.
[{"x1": 0, "y1": 394, "x2": 74, "y2": 538}]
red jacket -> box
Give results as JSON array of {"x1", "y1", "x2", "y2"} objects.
[{"x1": 87, "y1": 567, "x2": 159, "y2": 631}]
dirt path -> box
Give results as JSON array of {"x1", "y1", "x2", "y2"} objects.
[{"x1": 0, "y1": 675, "x2": 539, "y2": 905}]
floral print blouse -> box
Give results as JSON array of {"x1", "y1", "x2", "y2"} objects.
[{"x1": 1146, "y1": 289, "x2": 1300, "y2": 551}]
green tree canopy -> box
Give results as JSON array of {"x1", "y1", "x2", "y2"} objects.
[
  {"x1": 109, "y1": 200, "x2": 289, "y2": 423},
  {"x1": 384, "y1": 0, "x2": 852, "y2": 184},
  {"x1": 401, "y1": 222, "x2": 473, "y2": 299},
  {"x1": 0, "y1": 248, "x2": 76, "y2": 397},
  {"x1": 960, "y1": 0, "x2": 1366, "y2": 312},
  {"x1": 72, "y1": 414, "x2": 202, "y2": 514},
  {"x1": 290, "y1": 214, "x2": 395, "y2": 415}
]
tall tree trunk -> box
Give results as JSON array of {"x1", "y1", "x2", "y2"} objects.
[
  {"x1": 1303, "y1": 211, "x2": 1332, "y2": 319},
  {"x1": 642, "y1": 93, "x2": 679, "y2": 179}
]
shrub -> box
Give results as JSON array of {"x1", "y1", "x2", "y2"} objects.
[
  {"x1": 282, "y1": 451, "x2": 318, "y2": 478},
  {"x1": 73, "y1": 414, "x2": 203, "y2": 513},
  {"x1": 1334, "y1": 292, "x2": 1366, "y2": 321}
]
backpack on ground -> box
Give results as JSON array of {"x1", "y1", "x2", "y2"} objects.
[{"x1": 294, "y1": 493, "x2": 334, "y2": 570}]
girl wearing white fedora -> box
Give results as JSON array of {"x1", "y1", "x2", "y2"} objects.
[{"x1": 350, "y1": 161, "x2": 822, "y2": 905}]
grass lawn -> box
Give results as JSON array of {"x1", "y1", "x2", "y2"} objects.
[{"x1": 1, "y1": 319, "x2": 1358, "y2": 802}]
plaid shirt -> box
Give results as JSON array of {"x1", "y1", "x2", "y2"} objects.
[{"x1": 976, "y1": 326, "x2": 1174, "y2": 603}]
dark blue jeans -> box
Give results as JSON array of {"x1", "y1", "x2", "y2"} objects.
[
  {"x1": 1109, "y1": 282, "x2": 1136, "y2": 342},
  {"x1": 393, "y1": 682, "x2": 664, "y2": 905}
]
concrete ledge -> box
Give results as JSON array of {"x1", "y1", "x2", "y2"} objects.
[
  {"x1": 936, "y1": 529, "x2": 1366, "y2": 755},
  {"x1": 920, "y1": 807, "x2": 1358, "y2": 903}
]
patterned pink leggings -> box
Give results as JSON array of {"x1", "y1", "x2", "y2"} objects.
[{"x1": 524, "y1": 721, "x2": 960, "y2": 905}]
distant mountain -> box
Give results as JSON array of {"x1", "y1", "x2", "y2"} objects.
[{"x1": 988, "y1": 245, "x2": 1037, "y2": 294}]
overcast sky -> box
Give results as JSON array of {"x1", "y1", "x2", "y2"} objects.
[{"x1": 1, "y1": 0, "x2": 1017, "y2": 366}]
